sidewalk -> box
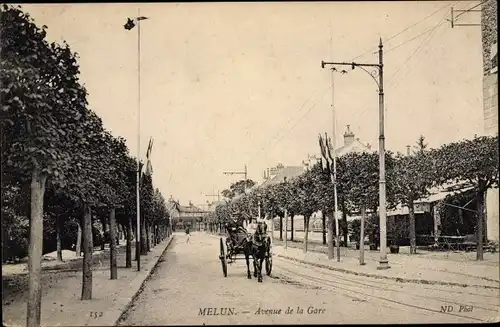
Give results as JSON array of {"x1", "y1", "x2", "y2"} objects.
[
  {"x1": 273, "y1": 241, "x2": 500, "y2": 289},
  {"x1": 2, "y1": 235, "x2": 174, "y2": 327}
]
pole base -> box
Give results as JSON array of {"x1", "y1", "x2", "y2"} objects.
[{"x1": 377, "y1": 260, "x2": 390, "y2": 270}]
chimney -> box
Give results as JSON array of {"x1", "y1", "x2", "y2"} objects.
[
  {"x1": 343, "y1": 125, "x2": 355, "y2": 146},
  {"x1": 267, "y1": 168, "x2": 270, "y2": 179},
  {"x1": 406, "y1": 145, "x2": 411, "y2": 155}
]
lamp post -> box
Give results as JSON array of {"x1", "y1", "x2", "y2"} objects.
[
  {"x1": 321, "y1": 38, "x2": 390, "y2": 270},
  {"x1": 124, "y1": 11, "x2": 150, "y2": 271}
]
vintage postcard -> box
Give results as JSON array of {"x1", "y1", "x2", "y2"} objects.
[{"x1": 1, "y1": 1, "x2": 498, "y2": 326}]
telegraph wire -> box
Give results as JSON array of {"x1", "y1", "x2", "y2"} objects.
[
  {"x1": 247, "y1": 88, "x2": 330, "y2": 166},
  {"x1": 349, "y1": 4, "x2": 454, "y2": 123},
  {"x1": 352, "y1": 22, "x2": 446, "y2": 123},
  {"x1": 349, "y1": 1, "x2": 459, "y2": 62},
  {"x1": 265, "y1": 88, "x2": 326, "y2": 146},
  {"x1": 246, "y1": 1, "x2": 464, "y2": 170},
  {"x1": 384, "y1": 21, "x2": 448, "y2": 54},
  {"x1": 454, "y1": 0, "x2": 486, "y2": 20},
  {"x1": 390, "y1": 23, "x2": 449, "y2": 90},
  {"x1": 247, "y1": 85, "x2": 326, "y2": 165}
]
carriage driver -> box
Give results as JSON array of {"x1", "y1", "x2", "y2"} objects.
[{"x1": 226, "y1": 216, "x2": 247, "y2": 247}]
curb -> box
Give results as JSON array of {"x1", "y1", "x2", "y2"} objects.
[
  {"x1": 275, "y1": 253, "x2": 500, "y2": 290},
  {"x1": 113, "y1": 235, "x2": 175, "y2": 326}
]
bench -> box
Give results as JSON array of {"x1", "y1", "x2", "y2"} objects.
[{"x1": 457, "y1": 234, "x2": 497, "y2": 252}]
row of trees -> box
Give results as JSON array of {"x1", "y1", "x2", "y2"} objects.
[
  {"x1": 209, "y1": 133, "x2": 498, "y2": 259},
  {"x1": 1, "y1": 5, "x2": 171, "y2": 327}
]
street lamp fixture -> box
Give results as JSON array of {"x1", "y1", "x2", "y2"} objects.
[{"x1": 321, "y1": 38, "x2": 390, "y2": 270}]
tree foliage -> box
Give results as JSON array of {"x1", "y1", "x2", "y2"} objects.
[
  {"x1": 0, "y1": 5, "x2": 172, "y2": 319},
  {"x1": 221, "y1": 179, "x2": 255, "y2": 199}
]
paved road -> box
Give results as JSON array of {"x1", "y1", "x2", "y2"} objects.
[{"x1": 118, "y1": 232, "x2": 499, "y2": 325}]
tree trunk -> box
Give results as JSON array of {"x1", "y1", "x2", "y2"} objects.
[
  {"x1": 81, "y1": 203, "x2": 93, "y2": 300},
  {"x1": 303, "y1": 216, "x2": 309, "y2": 253},
  {"x1": 327, "y1": 210, "x2": 335, "y2": 260},
  {"x1": 322, "y1": 213, "x2": 326, "y2": 245},
  {"x1": 26, "y1": 170, "x2": 47, "y2": 327},
  {"x1": 126, "y1": 217, "x2": 132, "y2": 268},
  {"x1": 76, "y1": 221, "x2": 82, "y2": 257},
  {"x1": 284, "y1": 210, "x2": 288, "y2": 249},
  {"x1": 149, "y1": 224, "x2": 153, "y2": 248},
  {"x1": 141, "y1": 219, "x2": 148, "y2": 255},
  {"x1": 117, "y1": 224, "x2": 122, "y2": 244},
  {"x1": 359, "y1": 205, "x2": 366, "y2": 265},
  {"x1": 279, "y1": 216, "x2": 283, "y2": 241},
  {"x1": 89, "y1": 217, "x2": 94, "y2": 254},
  {"x1": 109, "y1": 208, "x2": 117, "y2": 280},
  {"x1": 115, "y1": 224, "x2": 120, "y2": 246},
  {"x1": 342, "y1": 209, "x2": 348, "y2": 246},
  {"x1": 151, "y1": 224, "x2": 156, "y2": 247},
  {"x1": 290, "y1": 214, "x2": 294, "y2": 241},
  {"x1": 56, "y1": 215, "x2": 63, "y2": 262},
  {"x1": 145, "y1": 222, "x2": 151, "y2": 252},
  {"x1": 477, "y1": 190, "x2": 485, "y2": 261},
  {"x1": 409, "y1": 198, "x2": 416, "y2": 255},
  {"x1": 100, "y1": 216, "x2": 106, "y2": 251}
]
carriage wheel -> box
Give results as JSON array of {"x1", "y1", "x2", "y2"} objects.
[
  {"x1": 219, "y1": 238, "x2": 228, "y2": 277},
  {"x1": 265, "y1": 242, "x2": 273, "y2": 276}
]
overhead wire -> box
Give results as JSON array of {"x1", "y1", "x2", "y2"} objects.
[
  {"x1": 453, "y1": 0, "x2": 486, "y2": 20},
  {"x1": 247, "y1": 88, "x2": 331, "y2": 166},
  {"x1": 351, "y1": 23, "x2": 446, "y2": 123},
  {"x1": 349, "y1": 1, "x2": 459, "y2": 62},
  {"x1": 390, "y1": 23, "x2": 449, "y2": 90},
  {"x1": 245, "y1": 85, "x2": 329, "y2": 166},
  {"x1": 349, "y1": 2, "x2": 458, "y2": 123},
  {"x1": 245, "y1": 1, "x2": 463, "y2": 171},
  {"x1": 384, "y1": 21, "x2": 448, "y2": 54},
  {"x1": 346, "y1": 1, "x2": 460, "y2": 120}
]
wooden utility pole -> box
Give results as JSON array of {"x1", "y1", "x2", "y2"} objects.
[
  {"x1": 321, "y1": 38, "x2": 390, "y2": 270},
  {"x1": 223, "y1": 164, "x2": 248, "y2": 181},
  {"x1": 223, "y1": 165, "x2": 250, "y2": 227},
  {"x1": 205, "y1": 191, "x2": 221, "y2": 202}
]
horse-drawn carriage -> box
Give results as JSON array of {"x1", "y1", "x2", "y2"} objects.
[{"x1": 218, "y1": 219, "x2": 272, "y2": 282}]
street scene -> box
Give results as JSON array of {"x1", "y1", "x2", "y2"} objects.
[
  {"x1": 118, "y1": 232, "x2": 498, "y2": 325},
  {"x1": 1, "y1": 1, "x2": 499, "y2": 326}
]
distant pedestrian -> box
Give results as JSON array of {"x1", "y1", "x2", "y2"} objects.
[{"x1": 185, "y1": 226, "x2": 191, "y2": 243}]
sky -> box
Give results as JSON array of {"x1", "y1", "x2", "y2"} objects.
[{"x1": 22, "y1": 1, "x2": 485, "y2": 207}]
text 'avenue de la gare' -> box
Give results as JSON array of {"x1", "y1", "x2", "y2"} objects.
[{"x1": 198, "y1": 306, "x2": 326, "y2": 316}]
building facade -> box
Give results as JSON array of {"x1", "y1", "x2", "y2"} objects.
[
  {"x1": 269, "y1": 125, "x2": 373, "y2": 240},
  {"x1": 302, "y1": 125, "x2": 372, "y2": 172},
  {"x1": 481, "y1": 0, "x2": 499, "y2": 242},
  {"x1": 167, "y1": 197, "x2": 209, "y2": 230}
]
